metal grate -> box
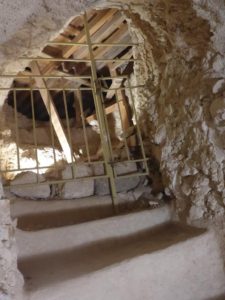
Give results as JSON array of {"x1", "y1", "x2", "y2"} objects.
[{"x1": 0, "y1": 10, "x2": 148, "y2": 210}]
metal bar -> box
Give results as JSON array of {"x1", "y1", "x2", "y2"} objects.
[
  {"x1": 0, "y1": 75, "x2": 92, "y2": 79},
  {"x1": 5, "y1": 174, "x2": 109, "y2": 189},
  {"x1": 101, "y1": 85, "x2": 145, "y2": 92},
  {"x1": 83, "y1": 12, "x2": 118, "y2": 211},
  {"x1": 49, "y1": 41, "x2": 140, "y2": 46},
  {"x1": 0, "y1": 87, "x2": 94, "y2": 91},
  {"x1": 99, "y1": 84, "x2": 114, "y2": 161},
  {"x1": 115, "y1": 90, "x2": 130, "y2": 160},
  {"x1": 1, "y1": 160, "x2": 106, "y2": 173},
  {"x1": 19, "y1": 57, "x2": 141, "y2": 62},
  {"x1": 47, "y1": 91, "x2": 57, "y2": 168},
  {"x1": 62, "y1": 89, "x2": 76, "y2": 179},
  {"x1": 13, "y1": 90, "x2": 20, "y2": 170},
  {"x1": 76, "y1": 88, "x2": 91, "y2": 162},
  {"x1": 30, "y1": 85, "x2": 40, "y2": 183},
  {"x1": 115, "y1": 172, "x2": 148, "y2": 179},
  {"x1": 0, "y1": 86, "x2": 145, "y2": 92},
  {"x1": 127, "y1": 78, "x2": 149, "y2": 174}
]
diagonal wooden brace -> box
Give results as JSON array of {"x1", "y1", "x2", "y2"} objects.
[{"x1": 30, "y1": 61, "x2": 74, "y2": 163}]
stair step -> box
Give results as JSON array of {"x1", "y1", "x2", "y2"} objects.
[
  {"x1": 18, "y1": 221, "x2": 225, "y2": 300},
  {"x1": 16, "y1": 205, "x2": 172, "y2": 259}
]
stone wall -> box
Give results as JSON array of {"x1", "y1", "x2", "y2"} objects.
[{"x1": 0, "y1": 186, "x2": 23, "y2": 300}]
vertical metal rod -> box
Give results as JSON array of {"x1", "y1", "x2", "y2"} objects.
[
  {"x1": 99, "y1": 87, "x2": 114, "y2": 161},
  {"x1": 30, "y1": 86, "x2": 40, "y2": 183},
  {"x1": 62, "y1": 89, "x2": 76, "y2": 179},
  {"x1": 76, "y1": 88, "x2": 91, "y2": 162},
  {"x1": 127, "y1": 78, "x2": 148, "y2": 173},
  {"x1": 115, "y1": 89, "x2": 130, "y2": 160},
  {"x1": 48, "y1": 90, "x2": 57, "y2": 167},
  {"x1": 83, "y1": 12, "x2": 118, "y2": 211},
  {"x1": 13, "y1": 90, "x2": 20, "y2": 170}
]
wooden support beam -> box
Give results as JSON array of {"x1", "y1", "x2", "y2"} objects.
[
  {"x1": 71, "y1": 11, "x2": 125, "y2": 59},
  {"x1": 106, "y1": 77, "x2": 123, "y2": 99},
  {"x1": 42, "y1": 45, "x2": 63, "y2": 58},
  {"x1": 62, "y1": 9, "x2": 117, "y2": 58},
  {"x1": 93, "y1": 24, "x2": 129, "y2": 60},
  {"x1": 86, "y1": 102, "x2": 118, "y2": 123},
  {"x1": 40, "y1": 9, "x2": 117, "y2": 75},
  {"x1": 30, "y1": 61, "x2": 74, "y2": 163},
  {"x1": 110, "y1": 48, "x2": 133, "y2": 71},
  {"x1": 109, "y1": 68, "x2": 133, "y2": 145}
]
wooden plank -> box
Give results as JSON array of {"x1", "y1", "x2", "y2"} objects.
[
  {"x1": 42, "y1": 45, "x2": 63, "y2": 58},
  {"x1": 71, "y1": 11, "x2": 125, "y2": 59},
  {"x1": 40, "y1": 9, "x2": 117, "y2": 75},
  {"x1": 106, "y1": 77, "x2": 123, "y2": 99},
  {"x1": 30, "y1": 61, "x2": 74, "y2": 163},
  {"x1": 62, "y1": 9, "x2": 117, "y2": 58},
  {"x1": 93, "y1": 24, "x2": 129, "y2": 60},
  {"x1": 54, "y1": 70, "x2": 91, "y2": 87},
  {"x1": 86, "y1": 102, "x2": 118, "y2": 123},
  {"x1": 109, "y1": 68, "x2": 132, "y2": 137},
  {"x1": 110, "y1": 48, "x2": 133, "y2": 70}
]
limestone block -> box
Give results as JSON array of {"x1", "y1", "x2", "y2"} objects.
[
  {"x1": 10, "y1": 172, "x2": 50, "y2": 199},
  {"x1": 94, "y1": 162, "x2": 140, "y2": 195},
  {"x1": 61, "y1": 165, "x2": 94, "y2": 199}
]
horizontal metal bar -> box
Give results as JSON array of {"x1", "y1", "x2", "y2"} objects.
[
  {"x1": 3, "y1": 174, "x2": 109, "y2": 189},
  {"x1": 0, "y1": 74, "x2": 92, "y2": 79},
  {"x1": 113, "y1": 158, "x2": 149, "y2": 165},
  {"x1": 0, "y1": 75, "x2": 128, "y2": 80},
  {"x1": 115, "y1": 172, "x2": 148, "y2": 179},
  {"x1": 0, "y1": 161, "x2": 106, "y2": 173},
  {"x1": 0, "y1": 85, "x2": 144, "y2": 92},
  {"x1": 19, "y1": 57, "x2": 141, "y2": 62},
  {"x1": 101, "y1": 85, "x2": 145, "y2": 92},
  {"x1": 0, "y1": 87, "x2": 94, "y2": 91},
  {"x1": 48, "y1": 41, "x2": 139, "y2": 47}
]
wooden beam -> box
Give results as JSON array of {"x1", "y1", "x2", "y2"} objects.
[
  {"x1": 110, "y1": 48, "x2": 133, "y2": 70},
  {"x1": 42, "y1": 45, "x2": 63, "y2": 58},
  {"x1": 106, "y1": 77, "x2": 123, "y2": 99},
  {"x1": 54, "y1": 70, "x2": 91, "y2": 87},
  {"x1": 30, "y1": 61, "x2": 74, "y2": 163},
  {"x1": 86, "y1": 102, "x2": 118, "y2": 123},
  {"x1": 109, "y1": 68, "x2": 132, "y2": 139},
  {"x1": 71, "y1": 11, "x2": 125, "y2": 59},
  {"x1": 93, "y1": 24, "x2": 129, "y2": 60},
  {"x1": 62, "y1": 9, "x2": 117, "y2": 58},
  {"x1": 40, "y1": 9, "x2": 117, "y2": 75}
]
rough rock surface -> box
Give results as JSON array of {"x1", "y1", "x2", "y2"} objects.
[
  {"x1": 94, "y1": 162, "x2": 140, "y2": 195},
  {"x1": 61, "y1": 164, "x2": 94, "y2": 199},
  {"x1": 0, "y1": 195, "x2": 23, "y2": 300},
  {"x1": 10, "y1": 172, "x2": 50, "y2": 199}
]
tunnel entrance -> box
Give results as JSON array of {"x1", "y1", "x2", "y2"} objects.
[{"x1": 0, "y1": 8, "x2": 148, "y2": 208}]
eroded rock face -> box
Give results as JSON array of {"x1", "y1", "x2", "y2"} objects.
[
  {"x1": 0, "y1": 199, "x2": 23, "y2": 300},
  {"x1": 125, "y1": 0, "x2": 225, "y2": 222}
]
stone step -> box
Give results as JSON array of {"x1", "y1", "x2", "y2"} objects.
[
  {"x1": 16, "y1": 205, "x2": 172, "y2": 259},
  {"x1": 15, "y1": 206, "x2": 225, "y2": 300}
]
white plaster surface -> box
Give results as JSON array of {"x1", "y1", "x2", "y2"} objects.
[{"x1": 15, "y1": 206, "x2": 225, "y2": 300}]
